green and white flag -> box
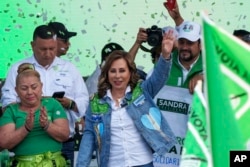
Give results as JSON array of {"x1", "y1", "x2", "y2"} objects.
[
  {"x1": 181, "y1": 13, "x2": 250, "y2": 167},
  {"x1": 203, "y1": 13, "x2": 250, "y2": 167},
  {"x1": 180, "y1": 81, "x2": 212, "y2": 167}
]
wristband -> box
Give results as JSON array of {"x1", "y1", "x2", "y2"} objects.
[
  {"x1": 70, "y1": 101, "x2": 76, "y2": 110},
  {"x1": 25, "y1": 124, "x2": 31, "y2": 132},
  {"x1": 68, "y1": 100, "x2": 72, "y2": 109}
]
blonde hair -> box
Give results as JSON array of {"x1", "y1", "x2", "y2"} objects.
[{"x1": 16, "y1": 63, "x2": 41, "y2": 85}]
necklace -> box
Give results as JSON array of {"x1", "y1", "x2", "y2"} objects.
[
  {"x1": 116, "y1": 98, "x2": 122, "y2": 104},
  {"x1": 112, "y1": 96, "x2": 124, "y2": 107}
]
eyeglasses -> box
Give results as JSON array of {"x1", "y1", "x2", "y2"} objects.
[{"x1": 57, "y1": 38, "x2": 69, "y2": 43}]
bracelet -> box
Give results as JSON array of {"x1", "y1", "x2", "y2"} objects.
[
  {"x1": 68, "y1": 100, "x2": 72, "y2": 109},
  {"x1": 43, "y1": 122, "x2": 50, "y2": 131},
  {"x1": 25, "y1": 124, "x2": 31, "y2": 132},
  {"x1": 69, "y1": 101, "x2": 76, "y2": 110}
]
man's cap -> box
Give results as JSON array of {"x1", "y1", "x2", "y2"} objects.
[
  {"x1": 233, "y1": 29, "x2": 250, "y2": 37},
  {"x1": 101, "y1": 42, "x2": 124, "y2": 63},
  {"x1": 33, "y1": 25, "x2": 56, "y2": 40},
  {"x1": 48, "y1": 22, "x2": 77, "y2": 39},
  {"x1": 178, "y1": 21, "x2": 201, "y2": 42}
]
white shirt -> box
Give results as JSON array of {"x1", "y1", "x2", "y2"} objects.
[
  {"x1": 85, "y1": 64, "x2": 101, "y2": 96},
  {"x1": 1, "y1": 56, "x2": 89, "y2": 137},
  {"x1": 106, "y1": 89, "x2": 152, "y2": 167},
  {"x1": 177, "y1": 56, "x2": 199, "y2": 84}
]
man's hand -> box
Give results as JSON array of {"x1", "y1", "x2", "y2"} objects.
[
  {"x1": 188, "y1": 73, "x2": 204, "y2": 94},
  {"x1": 129, "y1": 28, "x2": 148, "y2": 61},
  {"x1": 56, "y1": 97, "x2": 72, "y2": 109},
  {"x1": 135, "y1": 28, "x2": 148, "y2": 45},
  {"x1": 164, "y1": 0, "x2": 184, "y2": 26}
]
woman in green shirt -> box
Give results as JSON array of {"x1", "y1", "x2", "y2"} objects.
[{"x1": 0, "y1": 63, "x2": 70, "y2": 167}]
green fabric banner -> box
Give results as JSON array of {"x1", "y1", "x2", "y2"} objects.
[
  {"x1": 180, "y1": 81, "x2": 211, "y2": 167},
  {"x1": 203, "y1": 13, "x2": 249, "y2": 167},
  {"x1": 181, "y1": 13, "x2": 250, "y2": 167}
]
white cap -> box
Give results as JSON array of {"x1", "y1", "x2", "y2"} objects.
[{"x1": 178, "y1": 21, "x2": 201, "y2": 42}]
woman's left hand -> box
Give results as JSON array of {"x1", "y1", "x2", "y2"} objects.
[
  {"x1": 25, "y1": 110, "x2": 35, "y2": 131},
  {"x1": 161, "y1": 30, "x2": 175, "y2": 59},
  {"x1": 39, "y1": 106, "x2": 49, "y2": 128}
]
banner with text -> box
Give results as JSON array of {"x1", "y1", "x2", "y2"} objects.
[{"x1": 180, "y1": 13, "x2": 250, "y2": 167}]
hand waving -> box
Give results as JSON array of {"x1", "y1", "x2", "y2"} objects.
[{"x1": 161, "y1": 30, "x2": 175, "y2": 59}]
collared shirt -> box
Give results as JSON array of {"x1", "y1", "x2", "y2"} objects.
[
  {"x1": 106, "y1": 89, "x2": 152, "y2": 167},
  {"x1": 1, "y1": 56, "x2": 89, "y2": 137},
  {"x1": 85, "y1": 64, "x2": 101, "y2": 96},
  {"x1": 177, "y1": 56, "x2": 199, "y2": 84}
]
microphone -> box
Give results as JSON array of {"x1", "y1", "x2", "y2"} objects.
[{"x1": 120, "y1": 100, "x2": 128, "y2": 108}]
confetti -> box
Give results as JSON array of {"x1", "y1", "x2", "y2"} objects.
[{"x1": 0, "y1": 0, "x2": 249, "y2": 79}]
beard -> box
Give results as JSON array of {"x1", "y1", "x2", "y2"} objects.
[{"x1": 179, "y1": 50, "x2": 194, "y2": 62}]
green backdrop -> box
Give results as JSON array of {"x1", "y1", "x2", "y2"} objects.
[{"x1": 0, "y1": 0, "x2": 249, "y2": 79}]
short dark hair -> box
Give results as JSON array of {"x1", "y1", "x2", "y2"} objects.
[
  {"x1": 33, "y1": 25, "x2": 56, "y2": 40},
  {"x1": 233, "y1": 29, "x2": 250, "y2": 38}
]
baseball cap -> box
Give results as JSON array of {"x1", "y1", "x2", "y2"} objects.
[
  {"x1": 101, "y1": 42, "x2": 124, "y2": 63},
  {"x1": 33, "y1": 25, "x2": 56, "y2": 40},
  {"x1": 178, "y1": 21, "x2": 201, "y2": 42},
  {"x1": 48, "y1": 22, "x2": 77, "y2": 39}
]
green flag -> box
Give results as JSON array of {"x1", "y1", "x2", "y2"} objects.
[
  {"x1": 180, "y1": 81, "x2": 212, "y2": 167},
  {"x1": 202, "y1": 13, "x2": 249, "y2": 166},
  {"x1": 181, "y1": 14, "x2": 250, "y2": 167}
]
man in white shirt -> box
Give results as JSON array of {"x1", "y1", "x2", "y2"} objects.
[{"x1": 47, "y1": 21, "x2": 87, "y2": 166}]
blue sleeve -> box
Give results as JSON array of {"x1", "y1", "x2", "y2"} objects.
[
  {"x1": 76, "y1": 105, "x2": 96, "y2": 167},
  {"x1": 141, "y1": 55, "x2": 172, "y2": 98}
]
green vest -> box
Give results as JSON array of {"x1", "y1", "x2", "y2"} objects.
[{"x1": 166, "y1": 51, "x2": 203, "y2": 88}]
